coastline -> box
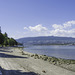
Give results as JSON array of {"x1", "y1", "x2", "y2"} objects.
[
  {"x1": 0, "y1": 47, "x2": 75, "y2": 75},
  {"x1": 22, "y1": 48, "x2": 75, "y2": 72}
]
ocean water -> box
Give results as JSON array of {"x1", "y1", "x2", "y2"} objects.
[{"x1": 23, "y1": 45, "x2": 75, "y2": 59}]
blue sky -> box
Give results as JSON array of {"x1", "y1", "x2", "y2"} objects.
[{"x1": 0, "y1": 0, "x2": 75, "y2": 39}]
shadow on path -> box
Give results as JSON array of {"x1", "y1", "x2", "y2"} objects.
[
  {"x1": 0, "y1": 67, "x2": 38, "y2": 75},
  {"x1": 0, "y1": 53, "x2": 28, "y2": 58},
  {"x1": 0, "y1": 49, "x2": 12, "y2": 53}
]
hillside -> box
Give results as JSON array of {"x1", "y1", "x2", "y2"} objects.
[{"x1": 16, "y1": 36, "x2": 75, "y2": 45}]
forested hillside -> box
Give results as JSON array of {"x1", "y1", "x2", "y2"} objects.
[{"x1": 17, "y1": 36, "x2": 75, "y2": 45}]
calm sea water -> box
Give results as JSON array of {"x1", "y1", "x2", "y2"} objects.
[{"x1": 23, "y1": 45, "x2": 75, "y2": 59}]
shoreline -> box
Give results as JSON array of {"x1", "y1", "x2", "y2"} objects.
[
  {"x1": 23, "y1": 45, "x2": 75, "y2": 60},
  {"x1": 21, "y1": 47, "x2": 75, "y2": 72},
  {"x1": 0, "y1": 47, "x2": 75, "y2": 75}
]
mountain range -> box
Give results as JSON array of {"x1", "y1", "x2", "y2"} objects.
[{"x1": 16, "y1": 36, "x2": 75, "y2": 45}]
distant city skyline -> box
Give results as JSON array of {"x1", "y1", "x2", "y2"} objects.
[{"x1": 0, "y1": 0, "x2": 75, "y2": 39}]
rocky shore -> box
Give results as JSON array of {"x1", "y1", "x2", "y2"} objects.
[{"x1": 0, "y1": 47, "x2": 75, "y2": 75}]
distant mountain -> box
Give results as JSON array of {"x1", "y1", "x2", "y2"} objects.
[{"x1": 16, "y1": 36, "x2": 75, "y2": 45}]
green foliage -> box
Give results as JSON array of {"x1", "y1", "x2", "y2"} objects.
[
  {"x1": 0, "y1": 32, "x2": 18, "y2": 47},
  {"x1": 3, "y1": 32, "x2": 8, "y2": 37},
  {"x1": 0, "y1": 33, "x2": 4, "y2": 45},
  {"x1": 8, "y1": 38, "x2": 18, "y2": 46},
  {"x1": 4, "y1": 38, "x2": 8, "y2": 46}
]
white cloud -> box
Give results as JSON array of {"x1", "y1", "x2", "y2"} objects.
[
  {"x1": 52, "y1": 20, "x2": 75, "y2": 29},
  {"x1": 23, "y1": 20, "x2": 75, "y2": 38},
  {"x1": 29, "y1": 24, "x2": 48, "y2": 32},
  {"x1": 24, "y1": 27, "x2": 28, "y2": 30},
  {"x1": 52, "y1": 24, "x2": 63, "y2": 29},
  {"x1": 51, "y1": 20, "x2": 75, "y2": 37},
  {"x1": 23, "y1": 24, "x2": 49, "y2": 37},
  {"x1": 63, "y1": 20, "x2": 75, "y2": 28},
  {"x1": 50, "y1": 29, "x2": 68, "y2": 37}
]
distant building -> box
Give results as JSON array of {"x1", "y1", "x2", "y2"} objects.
[{"x1": 0, "y1": 26, "x2": 1, "y2": 33}]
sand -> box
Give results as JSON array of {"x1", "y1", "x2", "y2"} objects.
[{"x1": 0, "y1": 47, "x2": 75, "y2": 75}]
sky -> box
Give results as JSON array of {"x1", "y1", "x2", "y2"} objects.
[{"x1": 0, "y1": 0, "x2": 75, "y2": 39}]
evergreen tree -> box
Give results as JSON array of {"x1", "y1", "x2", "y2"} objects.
[
  {"x1": 0, "y1": 33, "x2": 4, "y2": 46},
  {"x1": 8, "y1": 38, "x2": 18, "y2": 46},
  {"x1": 4, "y1": 32, "x2": 8, "y2": 37},
  {"x1": 0, "y1": 28, "x2": 18, "y2": 47},
  {"x1": 4, "y1": 37, "x2": 8, "y2": 46}
]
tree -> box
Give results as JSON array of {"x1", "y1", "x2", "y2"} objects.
[
  {"x1": 3, "y1": 32, "x2": 8, "y2": 46},
  {"x1": 3, "y1": 37, "x2": 8, "y2": 46},
  {"x1": 0, "y1": 31, "x2": 18, "y2": 47},
  {"x1": 0, "y1": 33, "x2": 4, "y2": 46},
  {"x1": 3, "y1": 32, "x2": 8, "y2": 37},
  {"x1": 8, "y1": 38, "x2": 18, "y2": 46}
]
